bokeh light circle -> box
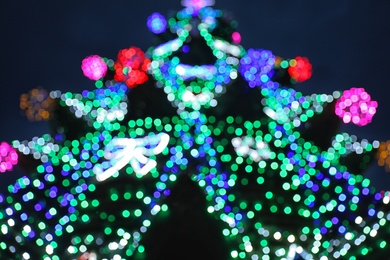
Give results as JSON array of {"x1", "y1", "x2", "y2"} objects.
[
  {"x1": 81, "y1": 55, "x2": 108, "y2": 81},
  {"x1": 335, "y1": 87, "x2": 378, "y2": 126},
  {"x1": 20, "y1": 88, "x2": 55, "y2": 122},
  {"x1": 287, "y1": 56, "x2": 312, "y2": 83},
  {"x1": 0, "y1": 142, "x2": 18, "y2": 173},
  {"x1": 114, "y1": 47, "x2": 151, "y2": 88},
  {"x1": 147, "y1": 12, "x2": 167, "y2": 34},
  {"x1": 239, "y1": 48, "x2": 275, "y2": 88}
]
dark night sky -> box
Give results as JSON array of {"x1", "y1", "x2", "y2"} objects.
[{"x1": 1, "y1": 0, "x2": 390, "y2": 189}]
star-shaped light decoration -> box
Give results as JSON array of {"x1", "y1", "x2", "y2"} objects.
[{"x1": 150, "y1": 5, "x2": 244, "y2": 115}]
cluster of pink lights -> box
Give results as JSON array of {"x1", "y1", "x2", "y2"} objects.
[
  {"x1": 0, "y1": 142, "x2": 18, "y2": 173},
  {"x1": 335, "y1": 87, "x2": 378, "y2": 126},
  {"x1": 182, "y1": 0, "x2": 215, "y2": 11},
  {"x1": 81, "y1": 55, "x2": 108, "y2": 81}
]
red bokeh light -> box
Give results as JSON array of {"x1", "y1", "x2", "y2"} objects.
[
  {"x1": 287, "y1": 56, "x2": 312, "y2": 83},
  {"x1": 114, "y1": 47, "x2": 151, "y2": 88}
]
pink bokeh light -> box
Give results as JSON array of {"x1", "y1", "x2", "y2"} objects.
[
  {"x1": 232, "y1": 32, "x2": 242, "y2": 44},
  {"x1": 335, "y1": 87, "x2": 378, "y2": 126},
  {"x1": 81, "y1": 55, "x2": 108, "y2": 81},
  {"x1": 181, "y1": 0, "x2": 215, "y2": 10},
  {"x1": 0, "y1": 142, "x2": 18, "y2": 173}
]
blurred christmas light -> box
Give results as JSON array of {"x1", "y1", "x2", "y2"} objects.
[
  {"x1": 271, "y1": 56, "x2": 312, "y2": 85},
  {"x1": 114, "y1": 47, "x2": 151, "y2": 88},
  {"x1": 181, "y1": 0, "x2": 215, "y2": 10},
  {"x1": 151, "y1": 11, "x2": 244, "y2": 112},
  {"x1": 287, "y1": 56, "x2": 312, "y2": 83},
  {"x1": 0, "y1": 142, "x2": 18, "y2": 173},
  {"x1": 231, "y1": 136, "x2": 271, "y2": 162},
  {"x1": 231, "y1": 31, "x2": 242, "y2": 44},
  {"x1": 147, "y1": 12, "x2": 167, "y2": 34},
  {"x1": 58, "y1": 83, "x2": 128, "y2": 129},
  {"x1": 239, "y1": 48, "x2": 275, "y2": 88},
  {"x1": 2, "y1": 2, "x2": 390, "y2": 260},
  {"x1": 20, "y1": 87, "x2": 55, "y2": 121},
  {"x1": 93, "y1": 133, "x2": 170, "y2": 182},
  {"x1": 12, "y1": 134, "x2": 58, "y2": 163},
  {"x1": 335, "y1": 87, "x2": 378, "y2": 126},
  {"x1": 286, "y1": 244, "x2": 311, "y2": 260},
  {"x1": 331, "y1": 132, "x2": 378, "y2": 155},
  {"x1": 81, "y1": 55, "x2": 108, "y2": 81},
  {"x1": 77, "y1": 252, "x2": 97, "y2": 260},
  {"x1": 378, "y1": 141, "x2": 390, "y2": 171}
]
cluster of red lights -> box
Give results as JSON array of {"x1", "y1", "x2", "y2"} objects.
[
  {"x1": 114, "y1": 47, "x2": 151, "y2": 88},
  {"x1": 287, "y1": 56, "x2": 312, "y2": 83}
]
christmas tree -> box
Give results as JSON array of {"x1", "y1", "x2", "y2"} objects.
[{"x1": 1, "y1": 1, "x2": 390, "y2": 259}]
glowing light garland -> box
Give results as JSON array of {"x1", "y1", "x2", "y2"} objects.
[
  {"x1": 331, "y1": 133, "x2": 379, "y2": 156},
  {"x1": 261, "y1": 88, "x2": 336, "y2": 126},
  {"x1": 0, "y1": 3, "x2": 388, "y2": 260},
  {"x1": 231, "y1": 136, "x2": 271, "y2": 162},
  {"x1": 12, "y1": 134, "x2": 58, "y2": 163},
  {"x1": 56, "y1": 83, "x2": 129, "y2": 130},
  {"x1": 3, "y1": 117, "x2": 185, "y2": 259},
  {"x1": 150, "y1": 6, "x2": 244, "y2": 113}
]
